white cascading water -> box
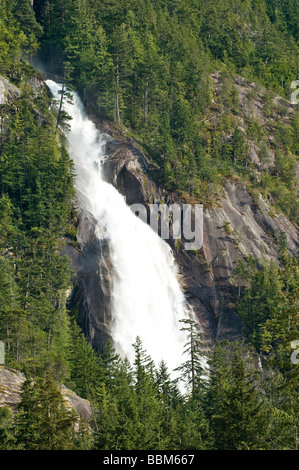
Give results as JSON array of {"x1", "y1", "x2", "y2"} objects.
[{"x1": 46, "y1": 80, "x2": 191, "y2": 377}]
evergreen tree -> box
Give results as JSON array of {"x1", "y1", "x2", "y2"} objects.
[
  {"x1": 175, "y1": 319, "x2": 206, "y2": 399},
  {"x1": 262, "y1": 369, "x2": 299, "y2": 450},
  {"x1": 154, "y1": 360, "x2": 186, "y2": 450},
  {"x1": 132, "y1": 337, "x2": 162, "y2": 449},
  {"x1": 207, "y1": 341, "x2": 268, "y2": 450},
  {"x1": 16, "y1": 373, "x2": 77, "y2": 450},
  {"x1": 13, "y1": 0, "x2": 43, "y2": 38},
  {"x1": 0, "y1": 407, "x2": 16, "y2": 450},
  {"x1": 110, "y1": 359, "x2": 139, "y2": 450},
  {"x1": 67, "y1": 323, "x2": 102, "y2": 399},
  {"x1": 94, "y1": 382, "x2": 120, "y2": 450}
]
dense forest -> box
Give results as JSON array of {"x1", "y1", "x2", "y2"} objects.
[
  {"x1": 34, "y1": 0, "x2": 299, "y2": 217},
  {"x1": 0, "y1": 0, "x2": 298, "y2": 451}
]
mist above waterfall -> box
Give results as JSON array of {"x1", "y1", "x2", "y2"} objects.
[{"x1": 46, "y1": 80, "x2": 191, "y2": 377}]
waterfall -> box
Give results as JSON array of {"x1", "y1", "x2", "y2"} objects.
[{"x1": 46, "y1": 80, "x2": 191, "y2": 377}]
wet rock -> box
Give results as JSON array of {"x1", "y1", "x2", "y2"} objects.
[{"x1": 64, "y1": 207, "x2": 113, "y2": 352}]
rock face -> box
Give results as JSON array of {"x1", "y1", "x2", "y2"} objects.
[
  {"x1": 0, "y1": 366, "x2": 92, "y2": 423},
  {"x1": 95, "y1": 130, "x2": 298, "y2": 346},
  {"x1": 181, "y1": 180, "x2": 298, "y2": 343},
  {"x1": 65, "y1": 73, "x2": 299, "y2": 351},
  {"x1": 76, "y1": 89, "x2": 299, "y2": 349},
  {"x1": 0, "y1": 76, "x2": 20, "y2": 105},
  {"x1": 59, "y1": 384, "x2": 92, "y2": 423},
  {"x1": 0, "y1": 367, "x2": 24, "y2": 408},
  {"x1": 65, "y1": 207, "x2": 113, "y2": 351}
]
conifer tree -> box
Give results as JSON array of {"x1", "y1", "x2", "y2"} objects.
[
  {"x1": 68, "y1": 323, "x2": 102, "y2": 399},
  {"x1": 175, "y1": 318, "x2": 206, "y2": 399},
  {"x1": 132, "y1": 336, "x2": 161, "y2": 449},
  {"x1": 16, "y1": 373, "x2": 77, "y2": 450},
  {"x1": 110, "y1": 359, "x2": 139, "y2": 450},
  {"x1": 0, "y1": 407, "x2": 16, "y2": 450},
  {"x1": 94, "y1": 382, "x2": 120, "y2": 450},
  {"x1": 207, "y1": 341, "x2": 268, "y2": 450}
]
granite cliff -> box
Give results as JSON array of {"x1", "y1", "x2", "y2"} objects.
[
  {"x1": 0, "y1": 366, "x2": 92, "y2": 423},
  {"x1": 66, "y1": 73, "x2": 298, "y2": 351}
]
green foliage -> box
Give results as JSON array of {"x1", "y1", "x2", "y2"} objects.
[
  {"x1": 12, "y1": 0, "x2": 43, "y2": 39},
  {"x1": 206, "y1": 341, "x2": 269, "y2": 450},
  {"x1": 33, "y1": 0, "x2": 299, "y2": 202},
  {"x1": 67, "y1": 323, "x2": 103, "y2": 399},
  {"x1": 175, "y1": 319, "x2": 206, "y2": 399},
  {"x1": 262, "y1": 369, "x2": 299, "y2": 450},
  {"x1": 0, "y1": 0, "x2": 298, "y2": 452},
  {"x1": 15, "y1": 372, "x2": 77, "y2": 450},
  {"x1": 236, "y1": 253, "x2": 299, "y2": 365},
  {"x1": 0, "y1": 0, "x2": 42, "y2": 78},
  {"x1": 0, "y1": 64, "x2": 75, "y2": 378},
  {"x1": 0, "y1": 406, "x2": 16, "y2": 449}
]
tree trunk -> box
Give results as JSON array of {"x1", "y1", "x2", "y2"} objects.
[
  {"x1": 245, "y1": 141, "x2": 249, "y2": 169},
  {"x1": 24, "y1": 267, "x2": 31, "y2": 310},
  {"x1": 0, "y1": 109, "x2": 3, "y2": 195},
  {"x1": 114, "y1": 57, "x2": 120, "y2": 124},
  {"x1": 56, "y1": 82, "x2": 65, "y2": 132},
  {"x1": 144, "y1": 76, "x2": 149, "y2": 124}
]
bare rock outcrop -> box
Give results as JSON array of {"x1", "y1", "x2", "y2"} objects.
[
  {"x1": 0, "y1": 367, "x2": 25, "y2": 408},
  {"x1": 0, "y1": 366, "x2": 92, "y2": 423},
  {"x1": 0, "y1": 76, "x2": 21, "y2": 105},
  {"x1": 64, "y1": 207, "x2": 113, "y2": 352}
]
